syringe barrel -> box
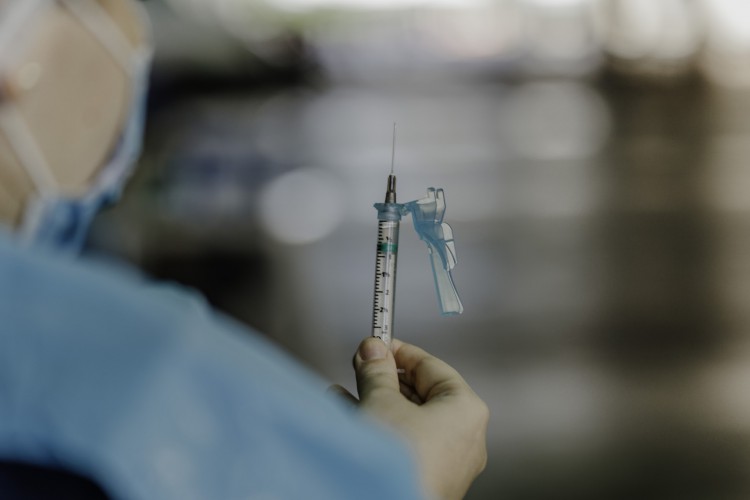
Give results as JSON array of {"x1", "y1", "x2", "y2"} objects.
[{"x1": 372, "y1": 203, "x2": 402, "y2": 347}]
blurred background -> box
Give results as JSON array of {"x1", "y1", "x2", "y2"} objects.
[{"x1": 87, "y1": 0, "x2": 750, "y2": 498}]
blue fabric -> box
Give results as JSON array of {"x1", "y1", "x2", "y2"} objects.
[{"x1": 0, "y1": 232, "x2": 425, "y2": 500}]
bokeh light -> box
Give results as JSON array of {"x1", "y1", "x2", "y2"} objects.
[{"x1": 259, "y1": 168, "x2": 345, "y2": 245}]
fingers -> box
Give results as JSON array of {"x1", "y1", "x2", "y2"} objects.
[
  {"x1": 399, "y1": 380, "x2": 424, "y2": 405},
  {"x1": 353, "y1": 337, "x2": 401, "y2": 403},
  {"x1": 391, "y1": 339, "x2": 470, "y2": 404}
]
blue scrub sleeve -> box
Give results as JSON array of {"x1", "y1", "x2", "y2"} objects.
[{"x1": 0, "y1": 233, "x2": 426, "y2": 500}]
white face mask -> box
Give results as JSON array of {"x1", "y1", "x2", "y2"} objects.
[{"x1": 0, "y1": 0, "x2": 153, "y2": 253}]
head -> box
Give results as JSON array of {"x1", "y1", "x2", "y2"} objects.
[{"x1": 0, "y1": 0, "x2": 151, "y2": 251}]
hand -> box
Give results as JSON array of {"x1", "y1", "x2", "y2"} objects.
[{"x1": 332, "y1": 337, "x2": 489, "y2": 500}]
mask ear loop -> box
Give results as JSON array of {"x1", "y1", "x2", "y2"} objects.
[
  {"x1": 0, "y1": 0, "x2": 47, "y2": 64},
  {"x1": 0, "y1": 95, "x2": 62, "y2": 242},
  {"x1": 0, "y1": 0, "x2": 150, "y2": 243},
  {"x1": 0, "y1": 0, "x2": 59, "y2": 199},
  {"x1": 0, "y1": 104, "x2": 58, "y2": 198},
  {"x1": 59, "y1": 0, "x2": 153, "y2": 195},
  {"x1": 61, "y1": 0, "x2": 149, "y2": 77},
  {"x1": 0, "y1": 1, "x2": 56, "y2": 242},
  {"x1": 0, "y1": 0, "x2": 143, "y2": 198}
]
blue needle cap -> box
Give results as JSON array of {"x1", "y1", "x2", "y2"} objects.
[{"x1": 401, "y1": 188, "x2": 463, "y2": 316}]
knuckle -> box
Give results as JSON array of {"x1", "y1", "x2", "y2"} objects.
[
  {"x1": 356, "y1": 361, "x2": 396, "y2": 395},
  {"x1": 462, "y1": 392, "x2": 489, "y2": 425},
  {"x1": 356, "y1": 359, "x2": 386, "y2": 374},
  {"x1": 410, "y1": 355, "x2": 432, "y2": 378},
  {"x1": 359, "y1": 359, "x2": 390, "y2": 379}
]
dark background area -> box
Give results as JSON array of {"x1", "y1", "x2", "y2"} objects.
[{"x1": 88, "y1": 1, "x2": 750, "y2": 498}]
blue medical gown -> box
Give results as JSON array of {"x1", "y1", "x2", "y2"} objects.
[{"x1": 0, "y1": 233, "x2": 426, "y2": 500}]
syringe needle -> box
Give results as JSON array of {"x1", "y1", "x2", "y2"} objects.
[
  {"x1": 386, "y1": 123, "x2": 397, "y2": 204},
  {"x1": 390, "y1": 122, "x2": 397, "y2": 175}
]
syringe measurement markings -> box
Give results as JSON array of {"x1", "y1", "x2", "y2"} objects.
[
  {"x1": 372, "y1": 245, "x2": 386, "y2": 329},
  {"x1": 373, "y1": 255, "x2": 386, "y2": 328},
  {"x1": 372, "y1": 220, "x2": 399, "y2": 341}
]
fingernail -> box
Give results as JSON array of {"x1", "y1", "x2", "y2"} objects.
[{"x1": 360, "y1": 337, "x2": 387, "y2": 361}]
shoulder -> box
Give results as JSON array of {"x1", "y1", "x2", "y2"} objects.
[{"x1": 0, "y1": 234, "x2": 425, "y2": 500}]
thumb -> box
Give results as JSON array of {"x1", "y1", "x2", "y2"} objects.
[{"x1": 354, "y1": 337, "x2": 400, "y2": 403}]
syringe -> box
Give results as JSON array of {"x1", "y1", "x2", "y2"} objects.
[
  {"x1": 370, "y1": 126, "x2": 464, "y2": 348},
  {"x1": 371, "y1": 126, "x2": 401, "y2": 347}
]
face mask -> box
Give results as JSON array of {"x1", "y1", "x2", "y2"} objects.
[{"x1": 0, "y1": 0, "x2": 153, "y2": 253}]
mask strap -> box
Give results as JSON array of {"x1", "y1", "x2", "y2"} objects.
[
  {"x1": 0, "y1": 0, "x2": 47, "y2": 67},
  {"x1": 60, "y1": 0, "x2": 145, "y2": 75},
  {"x1": 0, "y1": 0, "x2": 146, "y2": 199},
  {"x1": 0, "y1": 103, "x2": 58, "y2": 197},
  {"x1": 0, "y1": 1, "x2": 57, "y2": 197}
]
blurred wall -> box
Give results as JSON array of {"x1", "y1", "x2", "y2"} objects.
[{"x1": 89, "y1": 1, "x2": 750, "y2": 498}]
